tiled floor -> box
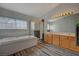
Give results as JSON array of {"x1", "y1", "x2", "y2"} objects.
[{"x1": 11, "y1": 43, "x2": 79, "y2": 56}]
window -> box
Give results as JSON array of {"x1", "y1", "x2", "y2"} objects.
[
  {"x1": 16, "y1": 20, "x2": 27, "y2": 29},
  {"x1": 31, "y1": 22, "x2": 35, "y2": 30},
  {"x1": 47, "y1": 23, "x2": 53, "y2": 30},
  {"x1": 47, "y1": 24, "x2": 50, "y2": 30},
  {"x1": 0, "y1": 17, "x2": 27, "y2": 29},
  {"x1": 7, "y1": 18, "x2": 16, "y2": 29}
]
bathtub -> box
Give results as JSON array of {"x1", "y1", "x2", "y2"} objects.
[{"x1": 0, "y1": 36, "x2": 38, "y2": 56}]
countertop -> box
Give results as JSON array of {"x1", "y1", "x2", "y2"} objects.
[{"x1": 46, "y1": 32, "x2": 76, "y2": 37}]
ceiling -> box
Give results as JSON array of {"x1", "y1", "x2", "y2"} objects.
[{"x1": 0, "y1": 3, "x2": 59, "y2": 18}]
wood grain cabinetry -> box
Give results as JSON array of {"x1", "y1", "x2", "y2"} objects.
[
  {"x1": 44, "y1": 33, "x2": 52, "y2": 44},
  {"x1": 74, "y1": 46, "x2": 79, "y2": 52},
  {"x1": 44, "y1": 34, "x2": 48, "y2": 43},
  {"x1": 68, "y1": 36, "x2": 79, "y2": 52},
  {"x1": 69, "y1": 37, "x2": 79, "y2": 52},
  {"x1": 53, "y1": 34, "x2": 60, "y2": 46},
  {"x1": 48, "y1": 34, "x2": 52, "y2": 44},
  {"x1": 60, "y1": 35, "x2": 69, "y2": 48},
  {"x1": 44, "y1": 33, "x2": 78, "y2": 52},
  {"x1": 68, "y1": 36, "x2": 75, "y2": 50}
]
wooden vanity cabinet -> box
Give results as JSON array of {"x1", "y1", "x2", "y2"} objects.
[
  {"x1": 47, "y1": 34, "x2": 52, "y2": 44},
  {"x1": 69, "y1": 36, "x2": 79, "y2": 52},
  {"x1": 74, "y1": 46, "x2": 79, "y2": 52},
  {"x1": 44, "y1": 33, "x2": 79, "y2": 52},
  {"x1": 53, "y1": 34, "x2": 60, "y2": 46},
  {"x1": 68, "y1": 36, "x2": 75, "y2": 50},
  {"x1": 60, "y1": 35, "x2": 69, "y2": 49},
  {"x1": 44, "y1": 33, "x2": 52, "y2": 44}
]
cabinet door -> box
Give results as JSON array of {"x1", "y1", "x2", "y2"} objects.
[
  {"x1": 60, "y1": 35, "x2": 64, "y2": 48},
  {"x1": 53, "y1": 35, "x2": 60, "y2": 46},
  {"x1": 60, "y1": 35, "x2": 69, "y2": 48},
  {"x1": 51, "y1": 34, "x2": 53, "y2": 44},
  {"x1": 68, "y1": 36, "x2": 75, "y2": 50},
  {"x1": 64, "y1": 36, "x2": 69, "y2": 48},
  {"x1": 52, "y1": 35, "x2": 56, "y2": 45},
  {"x1": 69, "y1": 36, "x2": 79, "y2": 52},
  {"x1": 74, "y1": 46, "x2": 79, "y2": 52},
  {"x1": 47, "y1": 34, "x2": 52, "y2": 44},
  {"x1": 44, "y1": 34, "x2": 52, "y2": 44}
]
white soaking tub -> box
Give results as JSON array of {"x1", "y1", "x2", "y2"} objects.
[{"x1": 0, "y1": 36, "x2": 38, "y2": 56}]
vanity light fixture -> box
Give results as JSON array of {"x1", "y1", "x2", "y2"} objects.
[{"x1": 52, "y1": 9, "x2": 74, "y2": 19}]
